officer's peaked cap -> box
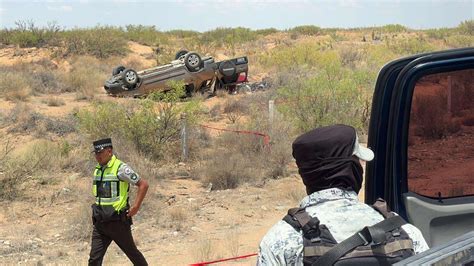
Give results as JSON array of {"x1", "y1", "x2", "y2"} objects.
[{"x1": 92, "y1": 138, "x2": 113, "y2": 153}]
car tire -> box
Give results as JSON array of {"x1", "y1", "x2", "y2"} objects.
[
  {"x1": 175, "y1": 50, "x2": 189, "y2": 60},
  {"x1": 184, "y1": 52, "x2": 202, "y2": 72},
  {"x1": 218, "y1": 60, "x2": 236, "y2": 77},
  {"x1": 122, "y1": 68, "x2": 138, "y2": 87},
  {"x1": 112, "y1": 65, "x2": 125, "y2": 75}
]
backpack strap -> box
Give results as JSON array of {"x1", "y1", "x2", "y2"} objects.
[
  {"x1": 283, "y1": 208, "x2": 321, "y2": 237},
  {"x1": 313, "y1": 215, "x2": 408, "y2": 266},
  {"x1": 371, "y1": 198, "x2": 395, "y2": 218}
]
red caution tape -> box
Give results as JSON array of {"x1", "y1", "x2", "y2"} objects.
[
  {"x1": 199, "y1": 124, "x2": 270, "y2": 146},
  {"x1": 189, "y1": 253, "x2": 258, "y2": 266}
]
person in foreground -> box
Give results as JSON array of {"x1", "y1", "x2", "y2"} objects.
[
  {"x1": 88, "y1": 138, "x2": 149, "y2": 266},
  {"x1": 257, "y1": 124, "x2": 429, "y2": 266}
]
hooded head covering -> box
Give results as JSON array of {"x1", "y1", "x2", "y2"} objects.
[{"x1": 292, "y1": 124, "x2": 373, "y2": 195}]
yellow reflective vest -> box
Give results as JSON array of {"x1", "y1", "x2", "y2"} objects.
[{"x1": 92, "y1": 155, "x2": 129, "y2": 212}]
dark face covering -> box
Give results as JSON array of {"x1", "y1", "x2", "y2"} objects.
[{"x1": 292, "y1": 125, "x2": 364, "y2": 195}]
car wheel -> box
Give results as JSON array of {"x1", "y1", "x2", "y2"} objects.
[
  {"x1": 112, "y1": 65, "x2": 125, "y2": 75},
  {"x1": 175, "y1": 49, "x2": 188, "y2": 60},
  {"x1": 184, "y1": 52, "x2": 202, "y2": 72},
  {"x1": 122, "y1": 69, "x2": 138, "y2": 87},
  {"x1": 218, "y1": 60, "x2": 236, "y2": 77}
]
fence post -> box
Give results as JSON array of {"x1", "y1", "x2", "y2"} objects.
[
  {"x1": 180, "y1": 113, "x2": 188, "y2": 162},
  {"x1": 268, "y1": 100, "x2": 274, "y2": 137}
]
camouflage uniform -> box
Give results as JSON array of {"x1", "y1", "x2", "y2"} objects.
[{"x1": 257, "y1": 188, "x2": 429, "y2": 266}]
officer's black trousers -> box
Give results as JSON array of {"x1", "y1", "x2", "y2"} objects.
[{"x1": 88, "y1": 220, "x2": 148, "y2": 266}]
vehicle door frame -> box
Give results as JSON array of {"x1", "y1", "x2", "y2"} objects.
[{"x1": 366, "y1": 48, "x2": 474, "y2": 209}]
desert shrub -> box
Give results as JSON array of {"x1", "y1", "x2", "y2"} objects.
[
  {"x1": 0, "y1": 64, "x2": 67, "y2": 97},
  {"x1": 0, "y1": 20, "x2": 62, "y2": 47},
  {"x1": 258, "y1": 41, "x2": 323, "y2": 71},
  {"x1": 61, "y1": 26, "x2": 127, "y2": 58},
  {"x1": 165, "y1": 29, "x2": 200, "y2": 39},
  {"x1": 193, "y1": 99, "x2": 293, "y2": 189},
  {"x1": 5, "y1": 103, "x2": 76, "y2": 136},
  {"x1": 425, "y1": 28, "x2": 455, "y2": 40},
  {"x1": 125, "y1": 25, "x2": 169, "y2": 46},
  {"x1": 0, "y1": 71, "x2": 32, "y2": 101},
  {"x1": 0, "y1": 140, "x2": 64, "y2": 199},
  {"x1": 288, "y1": 25, "x2": 322, "y2": 36},
  {"x1": 62, "y1": 57, "x2": 108, "y2": 99},
  {"x1": 445, "y1": 35, "x2": 474, "y2": 48},
  {"x1": 457, "y1": 20, "x2": 474, "y2": 36},
  {"x1": 6, "y1": 103, "x2": 43, "y2": 132},
  {"x1": 255, "y1": 28, "x2": 279, "y2": 36},
  {"x1": 338, "y1": 46, "x2": 365, "y2": 68},
  {"x1": 364, "y1": 44, "x2": 399, "y2": 71},
  {"x1": 196, "y1": 147, "x2": 261, "y2": 190},
  {"x1": 30, "y1": 71, "x2": 64, "y2": 94},
  {"x1": 192, "y1": 237, "x2": 216, "y2": 262},
  {"x1": 200, "y1": 27, "x2": 257, "y2": 46},
  {"x1": 223, "y1": 99, "x2": 248, "y2": 124},
  {"x1": 381, "y1": 24, "x2": 408, "y2": 33},
  {"x1": 76, "y1": 101, "x2": 129, "y2": 139},
  {"x1": 43, "y1": 96, "x2": 65, "y2": 106},
  {"x1": 77, "y1": 82, "x2": 201, "y2": 160},
  {"x1": 276, "y1": 54, "x2": 372, "y2": 134},
  {"x1": 387, "y1": 38, "x2": 435, "y2": 56}
]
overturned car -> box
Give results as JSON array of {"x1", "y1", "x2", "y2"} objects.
[{"x1": 104, "y1": 50, "x2": 248, "y2": 97}]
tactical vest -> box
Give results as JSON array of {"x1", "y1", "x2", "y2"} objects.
[
  {"x1": 283, "y1": 199, "x2": 415, "y2": 266},
  {"x1": 92, "y1": 155, "x2": 129, "y2": 212}
]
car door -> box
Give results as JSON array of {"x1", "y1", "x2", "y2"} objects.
[{"x1": 365, "y1": 47, "x2": 474, "y2": 248}]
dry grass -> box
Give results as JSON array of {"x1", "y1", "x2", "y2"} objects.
[
  {"x1": 0, "y1": 139, "x2": 77, "y2": 200},
  {"x1": 43, "y1": 96, "x2": 65, "y2": 106},
  {"x1": 192, "y1": 237, "x2": 215, "y2": 262},
  {"x1": 66, "y1": 200, "x2": 93, "y2": 242},
  {"x1": 282, "y1": 184, "x2": 306, "y2": 203},
  {"x1": 168, "y1": 207, "x2": 187, "y2": 231},
  {"x1": 0, "y1": 72, "x2": 32, "y2": 101},
  {"x1": 224, "y1": 227, "x2": 241, "y2": 257},
  {"x1": 62, "y1": 57, "x2": 108, "y2": 100},
  {"x1": 155, "y1": 205, "x2": 188, "y2": 231}
]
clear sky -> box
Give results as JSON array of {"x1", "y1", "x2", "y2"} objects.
[{"x1": 0, "y1": 0, "x2": 472, "y2": 31}]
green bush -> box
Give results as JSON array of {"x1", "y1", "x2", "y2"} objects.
[
  {"x1": 61, "y1": 26, "x2": 127, "y2": 58},
  {"x1": 380, "y1": 24, "x2": 408, "y2": 33},
  {"x1": 425, "y1": 28, "x2": 455, "y2": 39},
  {"x1": 258, "y1": 41, "x2": 325, "y2": 71},
  {"x1": 166, "y1": 29, "x2": 200, "y2": 39},
  {"x1": 255, "y1": 28, "x2": 279, "y2": 36},
  {"x1": 200, "y1": 27, "x2": 258, "y2": 46},
  {"x1": 0, "y1": 20, "x2": 62, "y2": 47},
  {"x1": 288, "y1": 25, "x2": 322, "y2": 36},
  {"x1": 77, "y1": 82, "x2": 201, "y2": 159},
  {"x1": 457, "y1": 20, "x2": 474, "y2": 35},
  {"x1": 387, "y1": 38, "x2": 436, "y2": 56},
  {"x1": 275, "y1": 52, "x2": 372, "y2": 134},
  {"x1": 125, "y1": 25, "x2": 169, "y2": 46},
  {"x1": 445, "y1": 35, "x2": 474, "y2": 48}
]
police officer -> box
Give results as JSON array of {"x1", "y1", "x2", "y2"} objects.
[
  {"x1": 257, "y1": 125, "x2": 429, "y2": 266},
  {"x1": 88, "y1": 138, "x2": 149, "y2": 266}
]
